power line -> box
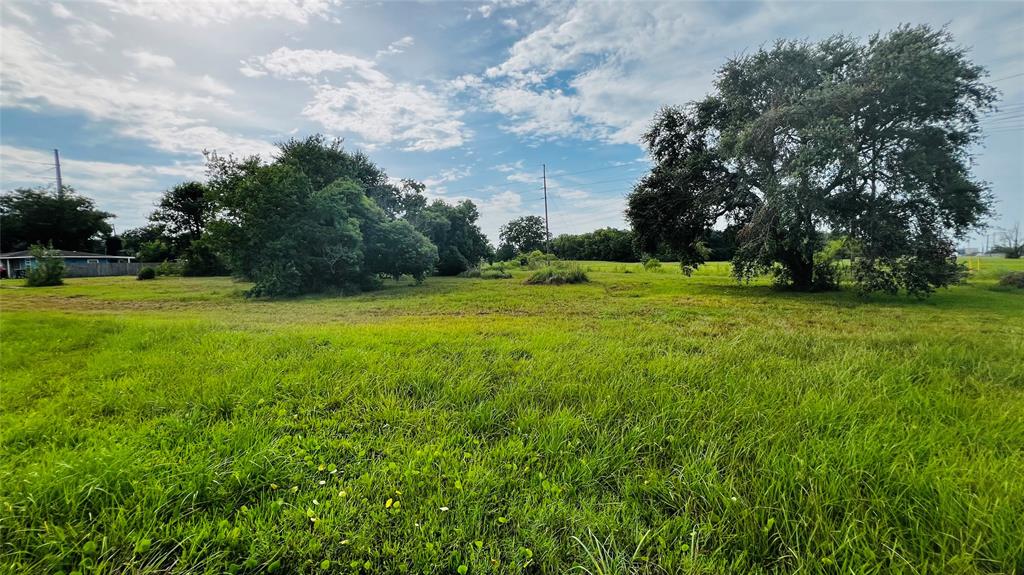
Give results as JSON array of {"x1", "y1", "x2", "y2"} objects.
[
  {"x1": 548, "y1": 174, "x2": 643, "y2": 189},
  {"x1": 15, "y1": 159, "x2": 56, "y2": 166},
  {"x1": 990, "y1": 71, "x2": 1024, "y2": 83}
]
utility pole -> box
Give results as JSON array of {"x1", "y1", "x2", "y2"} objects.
[
  {"x1": 54, "y1": 149, "x2": 63, "y2": 198},
  {"x1": 542, "y1": 163, "x2": 550, "y2": 251}
]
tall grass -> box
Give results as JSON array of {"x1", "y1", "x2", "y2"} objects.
[
  {"x1": 1, "y1": 259, "x2": 1022, "y2": 573},
  {"x1": 524, "y1": 264, "x2": 589, "y2": 285}
]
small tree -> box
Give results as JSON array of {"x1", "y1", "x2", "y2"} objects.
[
  {"x1": 993, "y1": 223, "x2": 1022, "y2": 259},
  {"x1": 497, "y1": 215, "x2": 547, "y2": 259},
  {"x1": 365, "y1": 220, "x2": 439, "y2": 283},
  {"x1": 407, "y1": 199, "x2": 492, "y2": 275},
  {"x1": 24, "y1": 244, "x2": 64, "y2": 287}
]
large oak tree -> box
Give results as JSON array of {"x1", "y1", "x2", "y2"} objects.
[{"x1": 627, "y1": 26, "x2": 996, "y2": 295}]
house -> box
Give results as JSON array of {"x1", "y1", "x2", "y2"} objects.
[{"x1": 0, "y1": 250, "x2": 136, "y2": 278}]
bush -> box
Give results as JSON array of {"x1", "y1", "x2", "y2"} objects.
[
  {"x1": 181, "y1": 239, "x2": 228, "y2": 276},
  {"x1": 525, "y1": 250, "x2": 558, "y2": 269},
  {"x1": 643, "y1": 257, "x2": 663, "y2": 272},
  {"x1": 156, "y1": 260, "x2": 183, "y2": 276},
  {"x1": 24, "y1": 244, "x2": 64, "y2": 287},
  {"x1": 524, "y1": 264, "x2": 589, "y2": 285},
  {"x1": 137, "y1": 267, "x2": 156, "y2": 280},
  {"x1": 998, "y1": 271, "x2": 1024, "y2": 289}
]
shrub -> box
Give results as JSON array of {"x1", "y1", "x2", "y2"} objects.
[
  {"x1": 181, "y1": 239, "x2": 228, "y2": 276},
  {"x1": 643, "y1": 257, "x2": 663, "y2": 272},
  {"x1": 156, "y1": 260, "x2": 183, "y2": 276},
  {"x1": 24, "y1": 244, "x2": 64, "y2": 287},
  {"x1": 525, "y1": 250, "x2": 558, "y2": 269},
  {"x1": 137, "y1": 267, "x2": 156, "y2": 280},
  {"x1": 524, "y1": 264, "x2": 589, "y2": 285},
  {"x1": 998, "y1": 271, "x2": 1024, "y2": 289},
  {"x1": 459, "y1": 264, "x2": 512, "y2": 280}
]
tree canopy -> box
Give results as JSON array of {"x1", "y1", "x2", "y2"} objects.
[
  {"x1": 0, "y1": 187, "x2": 114, "y2": 252},
  {"x1": 627, "y1": 25, "x2": 995, "y2": 295},
  {"x1": 407, "y1": 199, "x2": 493, "y2": 275},
  {"x1": 149, "y1": 181, "x2": 210, "y2": 243},
  {"x1": 551, "y1": 228, "x2": 640, "y2": 262},
  {"x1": 497, "y1": 215, "x2": 548, "y2": 260},
  {"x1": 206, "y1": 137, "x2": 437, "y2": 296}
]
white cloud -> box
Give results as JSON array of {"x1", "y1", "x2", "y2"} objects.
[
  {"x1": 197, "y1": 75, "x2": 235, "y2": 96},
  {"x1": 124, "y1": 49, "x2": 176, "y2": 70},
  {"x1": 247, "y1": 46, "x2": 469, "y2": 151},
  {"x1": 448, "y1": 74, "x2": 484, "y2": 92},
  {"x1": 66, "y1": 20, "x2": 114, "y2": 48},
  {"x1": 377, "y1": 36, "x2": 415, "y2": 58},
  {"x1": 50, "y1": 3, "x2": 73, "y2": 19},
  {"x1": 502, "y1": 18, "x2": 519, "y2": 30},
  {"x1": 423, "y1": 166, "x2": 472, "y2": 191},
  {"x1": 241, "y1": 47, "x2": 385, "y2": 82},
  {"x1": 492, "y1": 160, "x2": 524, "y2": 173},
  {"x1": 94, "y1": 0, "x2": 340, "y2": 26},
  {"x1": 488, "y1": 85, "x2": 595, "y2": 141},
  {"x1": 484, "y1": 190, "x2": 522, "y2": 211},
  {"x1": 4, "y1": 4, "x2": 35, "y2": 23},
  {"x1": 506, "y1": 169, "x2": 537, "y2": 184},
  {"x1": 0, "y1": 144, "x2": 205, "y2": 230},
  {"x1": 481, "y1": 1, "x2": 1024, "y2": 147},
  {"x1": 304, "y1": 83, "x2": 467, "y2": 151},
  {"x1": 1, "y1": 25, "x2": 275, "y2": 159}
]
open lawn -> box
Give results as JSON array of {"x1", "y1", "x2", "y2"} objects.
[{"x1": 1, "y1": 260, "x2": 1022, "y2": 574}]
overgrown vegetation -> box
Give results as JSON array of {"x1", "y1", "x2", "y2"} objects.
[
  {"x1": 204, "y1": 137, "x2": 439, "y2": 297},
  {"x1": 405, "y1": 192, "x2": 493, "y2": 276},
  {"x1": 136, "y1": 267, "x2": 156, "y2": 280},
  {"x1": 1, "y1": 258, "x2": 1021, "y2": 573},
  {"x1": 524, "y1": 263, "x2": 589, "y2": 285},
  {"x1": 23, "y1": 244, "x2": 64, "y2": 287},
  {"x1": 460, "y1": 264, "x2": 513, "y2": 279},
  {"x1": 998, "y1": 270, "x2": 1024, "y2": 288}
]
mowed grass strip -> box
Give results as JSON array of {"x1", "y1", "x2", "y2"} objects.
[{"x1": 1, "y1": 260, "x2": 1022, "y2": 574}]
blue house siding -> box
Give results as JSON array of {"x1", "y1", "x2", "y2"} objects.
[{"x1": 1, "y1": 250, "x2": 136, "y2": 278}]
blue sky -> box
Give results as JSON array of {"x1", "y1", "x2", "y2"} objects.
[{"x1": 1, "y1": 0, "x2": 1021, "y2": 247}]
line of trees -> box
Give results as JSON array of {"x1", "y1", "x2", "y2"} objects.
[
  {"x1": 1, "y1": 136, "x2": 497, "y2": 297},
  {"x1": 492, "y1": 215, "x2": 740, "y2": 263},
  {"x1": 189, "y1": 135, "x2": 493, "y2": 295}
]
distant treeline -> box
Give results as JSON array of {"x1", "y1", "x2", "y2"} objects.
[{"x1": 549, "y1": 227, "x2": 738, "y2": 262}]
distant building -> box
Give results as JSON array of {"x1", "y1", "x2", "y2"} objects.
[{"x1": 0, "y1": 250, "x2": 135, "y2": 278}]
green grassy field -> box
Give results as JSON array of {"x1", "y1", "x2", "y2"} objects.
[{"x1": 1, "y1": 259, "x2": 1022, "y2": 574}]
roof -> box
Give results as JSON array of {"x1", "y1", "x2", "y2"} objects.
[{"x1": 0, "y1": 249, "x2": 133, "y2": 259}]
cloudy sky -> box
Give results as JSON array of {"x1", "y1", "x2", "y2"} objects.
[{"x1": 1, "y1": 0, "x2": 1021, "y2": 245}]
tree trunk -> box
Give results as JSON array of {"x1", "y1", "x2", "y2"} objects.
[{"x1": 787, "y1": 253, "x2": 815, "y2": 290}]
